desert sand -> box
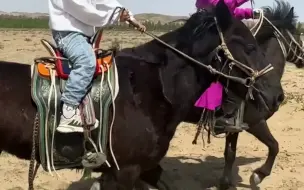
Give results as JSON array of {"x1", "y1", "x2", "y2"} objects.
[{"x1": 0, "y1": 29, "x2": 304, "y2": 190}]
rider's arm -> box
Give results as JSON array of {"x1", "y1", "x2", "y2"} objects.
[
  {"x1": 235, "y1": 0, "x2": 249, "y2": 7},
  {"x1": 95, "y1": 0, "x2": 136, "y2": 23},
  {"x1": 50, "y1": 0, "x2": 122, "y2": 27},
  {"x1": 234, "y1": 7, "x2": 253, "y2": 20}
]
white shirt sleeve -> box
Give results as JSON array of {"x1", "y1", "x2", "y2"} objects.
[{"x1": 50, "y1": 0, "x2": 131, "y2": 27}]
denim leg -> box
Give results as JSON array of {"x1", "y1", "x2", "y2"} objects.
[{"x1": 52, "y1": 31, "x2": 96, "y2": 106}]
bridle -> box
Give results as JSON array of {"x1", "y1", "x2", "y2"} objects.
[
  {"x1": 212, "y1": 16, "x2": 273, "y2": 100},
  {"x1": 250, "y1": 9, "x2": 304, "y2": 63}
]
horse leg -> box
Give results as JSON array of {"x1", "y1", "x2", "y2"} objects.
[
  {"x1": 80, "y1": 168, "x2": 93, "y2": 180},
  {"x1": 92, "y1": 164, "x2": 176, "y2": 190},
  {"x1": 92, "y1": 165, "x2": 142, "y2": 190},
  {"x1": 140, "y1": 164, "x2": 178, "y2": 190},
  {"x1": 219, "y1": 133, "x2": 239, "y2": 190},
  {"x1": 140, "y1": 164, "x2": 163, "y2": 188},
  {"x1": 247, "y1": 120, "x2": 279, "y2": 187}
]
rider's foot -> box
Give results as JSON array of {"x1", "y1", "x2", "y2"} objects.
[
  {"x1": 214, "y1": 116, "x2": 249, "y2": 133},
  {"x1": 56, "y1": 104, "x2": 98, "y2": 133}
]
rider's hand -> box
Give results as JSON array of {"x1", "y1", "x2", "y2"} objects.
[
  {"x1": 130, "y1": 20, "x2": 146, "y2": 33},
  {"x1": 119, "y1": 9, "x2": 146, "y2": 33},
  {"x1": 119, "y1": 9, "x2": 131, "y2": 22}
]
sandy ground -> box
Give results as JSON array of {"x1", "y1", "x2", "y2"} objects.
[{"x1": 0, "y1": 29, "x2": 304, "y2": 190}]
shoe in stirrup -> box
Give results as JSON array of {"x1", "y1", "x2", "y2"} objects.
[
  {"x1": 57, "y1": 106, "x2": 99, "y2": 133},
  {"x1": 214, "y1": 116, "x2": 247, "y2": 133}
]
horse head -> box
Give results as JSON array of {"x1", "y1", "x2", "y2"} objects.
[{"x1": 158, "y1": 0, "x2": 283, "y2": 117}]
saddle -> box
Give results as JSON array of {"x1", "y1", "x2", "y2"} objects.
[{"x1": 31, "y1": 29, "x2": 119, "y2": 172}]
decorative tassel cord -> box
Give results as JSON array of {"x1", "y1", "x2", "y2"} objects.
[
  {"x1": 106, "y1": 63, "x2": 120, "y2": 170},
  {"x1": 98, "y1": 65, "x2": 111, "y2": 167},
  {"x1": 46, "y1": 66, "x2": 61, "y2": 178},
  {"x1": 192, "y1": 108, "x2": 228, "y2": 147},
  {"x1": 28, "y1": 113, "x2": 40, "y2": 190}
]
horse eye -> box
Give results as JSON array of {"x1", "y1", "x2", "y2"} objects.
[{"x1": 245, "y1": 44, "x2": 255, "y2": 54}]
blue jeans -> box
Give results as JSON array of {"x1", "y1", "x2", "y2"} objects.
[{"x1": 52, "y1": 30, "x2": 96, "y2": 106}]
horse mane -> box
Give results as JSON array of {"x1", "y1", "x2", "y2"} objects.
[
  {"x1": 126, "y1": 10, "x2": 216, "y2": 63},
  {"x1": 176, "y1": 10, "x2": 215, "y2": 45},
  {"x1": 262, "y1": 0, "x2": 298, "y2": 33}
]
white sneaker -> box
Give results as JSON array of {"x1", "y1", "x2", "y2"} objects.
[{"x1": 56, "y1": 104, "x2": 99, "y2": 133}]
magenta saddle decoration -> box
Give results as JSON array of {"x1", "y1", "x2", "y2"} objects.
[{"x1": 194, "y1": 81, "x2": 223, "y2": 110}]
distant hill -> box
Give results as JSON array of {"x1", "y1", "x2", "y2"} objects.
[
  {"x1": 0, "y1": 11, "x2": 48, "y2": 18},
  {"x1": 0, "y1": 11, "x2": 188, "y2": 23},
  {"x1": 133, "y1": 13, "x2": 188, "y2": 23}
]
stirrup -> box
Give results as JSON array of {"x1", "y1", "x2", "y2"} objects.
[
  {"x1": 82, "y1": 132, "x2": 106, "y2": 169},
  {"x1": 82, "y1": 151, "x2": 107, "y2": 169}
]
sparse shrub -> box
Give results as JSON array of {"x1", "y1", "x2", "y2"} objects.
[
  {"x1": 110, "y1": 38, "x2": 121, "y2": 51},
  {"x1": 281, "y1": 92, "x2": 304, "y2": 111}
]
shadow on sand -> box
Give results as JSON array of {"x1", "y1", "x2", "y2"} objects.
[
  {"x1": 160, "y1": 155, "x2": 262, "y2": 190},
  {"x1": 64, "y1": 155, "x2": 262, "y2": 190},
  {"x1": 65, "y1": 178, "x2": 97, "y2": 190}
]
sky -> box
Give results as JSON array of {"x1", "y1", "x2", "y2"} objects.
[{"x1": 0, "y1": 0, "x2": 302, "y2": 21}]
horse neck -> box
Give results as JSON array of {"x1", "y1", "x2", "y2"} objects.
[{"x1": 116, "y1": 40, "x2": 211, "y2": 139}]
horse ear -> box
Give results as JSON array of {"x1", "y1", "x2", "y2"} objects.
[
  {"x1": 285, "y1": 7, "x2": 294, "y2": 20},
  {"x1": 214, "y1": 0, "x2": 233, "y2": 31}
]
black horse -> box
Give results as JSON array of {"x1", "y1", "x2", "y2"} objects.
[
  {"x1": 189, "y1": 1, "x2": 300, "y2": 189},
  {"x1": 0, "y1": 1, "x2": 284, "y2": 189}
]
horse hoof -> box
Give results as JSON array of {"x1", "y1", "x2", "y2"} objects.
[
  {"x1": 90, "y1": 181, "x2": 101, "y2": 190},
  {"x1": 147, "y1": 184, "x2": 159, "y2": 190},
  {"x1": 250, "y1": 172, "x2": 262, "y2": 186},
  {"x1": 219, "y1": 177, "x2": 233, "y2": 190},
  {"x1": 205, "y1": 186, "x2": 218, "y2": 190}
]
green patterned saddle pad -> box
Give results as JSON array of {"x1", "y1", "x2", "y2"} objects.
[{"x1": 31, "y1": 46, "x2": 119, "y2": 171}]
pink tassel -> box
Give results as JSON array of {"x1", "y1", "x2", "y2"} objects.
[{"x1": 194, "y1": 82, "x2": 223, "y2": 110}]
